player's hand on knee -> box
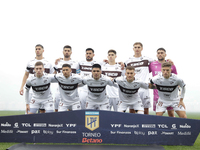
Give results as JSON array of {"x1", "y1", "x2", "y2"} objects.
[
  {"x1": 178, "y1": 98, "x2": 186, "y2": 109},
  {"x1": 26, "y1": 104, "x2": 30, "y2": 114}
]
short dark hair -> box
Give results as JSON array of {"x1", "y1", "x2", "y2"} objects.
[
  {"x1": 133, "y1": 42, "x2": 143, "y2": 48},
  {"x1": 126, "y1": 66, "x2": 135, "y2": 71},
  {"x1": 92, "y1": 64, "x2": 101, "y2": 70},
  {"x1": 157, "y1": 47, "x2": 166, "y2": 52},
  {"x1": 162, "y1": 62, "x2": 171, "y2": 68},
  {"x1": 63, "y1": 45, "x2": 72, "y2": 50},
  {"x1": 35, "y1": 44, "x2": 44, "y2": 49},
  {"x1": 108, "y1": 49, "x2": 116, "y2": 55},
  {"x1": 35, "y1": 61, "x2": 44, "y2": 67},
  {"x1": 86, "y1": 48, "x2": 94, "y2": 53},
  {"x1": 62, "y1": 64, "x2": 71, "y2": 68}
]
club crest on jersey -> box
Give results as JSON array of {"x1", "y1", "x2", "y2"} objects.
[{"x1": 85, "y1": 111, "x2": 99, "y2": 131}]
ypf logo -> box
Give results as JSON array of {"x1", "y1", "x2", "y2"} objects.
[{"x1": 85, "y1": 111, "x2": 99, "y2": 131}]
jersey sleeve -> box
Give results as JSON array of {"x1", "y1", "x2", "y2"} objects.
[
  {"x1": 140, "y1": 81, "x2": 149, "y2": 89},
  {"x1": 74, "y1": 74, "x2": 83, "y2": 83},
  {"x1": 178, "y1": 78, "x2": 186, "y2": 88},
  {"x1": 49, "y1": 63, "x2": 55, "y2": 74},
  {"x1": 49, "y1": 74, "x2": 57, "y2": 83},
  {"x1": 25, "y1": 78, "x2": 32, "y2": 104},
  {"x1": 148, "y1": 57, "x2": 154, "y2": 64},
  {"x1": 150, "y1": 76, "x2": 157, "y2": 84},
  {"x1": 149, "y1": 62, "x2": 153, "y2": 73},
  {"x1": 54, "y1": 65, "x2": 59, "y2": 73},
  {"x1": 25, "y1": 61, "x2": 31, "y2": 73}
]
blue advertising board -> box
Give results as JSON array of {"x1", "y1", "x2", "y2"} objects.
[{"x1": 0, "y1": 110, "x2": 200, "y2": 145}]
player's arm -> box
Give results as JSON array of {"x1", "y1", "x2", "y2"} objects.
[
  {"x1": 55, "y1": 58, "x2": 63, "y2": 65},
  {"x1": 24, "y1": 81, "x2": 31, "y2": 114},
  {"x1": 77, "y1": 75, "x2": 85, "y2": 87},
  {"x1": 167, "y1": 59, "x2": 174, "y2": 66},
  {"x1": 148, "y1": 79, "x2": 157, "y2": 89},
  {"x1": 19, "y1": 71, "x2": 29, "y2": 95},
  {"x1": 178, "y1": 80, "x2": 185, "y2": 108},
  {"x1": 49, "y1": 74, "x2": 58, "y2": 83}
]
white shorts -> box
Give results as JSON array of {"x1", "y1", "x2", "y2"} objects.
[
  {"x1": 86, "y1": 101, "x2": 110, "y2": 111},
  {"x1": 118, "y1": 100, "x2": 144, "y2": 112},
  {"x1": 58, "y1": 101, "x2": 81, "y2": 112},
  {"x1": 78, "y1": 89, "x2": 87, "y2": 109},
  {"x1": 29, "y1": 98, "x2": 54, "y2": 113},
  {"x1": 138, "y1": 88, "x2": 151, "y2": 108},
  {"x1": 156, "y1": 99, "x2": 185, "y2": 113},
  {"x1": 54, "y1": 91, "x2": 61, "y2": 110},
  {"x1": 109, "y1": 97, "x2": 120, "y2": 111}
]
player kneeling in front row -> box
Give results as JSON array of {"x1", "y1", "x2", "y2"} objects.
[
  {"x1": 83, "y1": 64, "x2": 116, "y2": 110},
  {"x1": 53, "y1": 64, "x2": 82, "y2": 111},
  {"x1": 25, "y1": 61, "x2": 54, "y2": 114},
  {"x1": 113, "y1": 66, "x2": 152, "y2": 114},
  {"x1": 149, "y1": 62, "x2": 187, "y2": 118}
]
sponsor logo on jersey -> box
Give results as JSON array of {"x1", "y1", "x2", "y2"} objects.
[
  {"x1": 119, "y1": 85, "x2": 139, "y2": 95},
  {"x1": 80, "y1": 65, "x2": 92, "y2": 72},
  {"x1": 59, "y1": 82, "x2": 78, "y2": 91},
  {"x1": 102, "y1": 71, "x2": 122, "y2": 78},
  {"x1": 32, "y1": 83, "x2": 50, "y2": 92},
  {"x1": 156, "y1": 85, "x2": 178, "y2": 92},
  {"x1": 88, "y1": 86, "x2": 106, "y2": 93},
  {"x1": 85, "y1": 111, "x2": 99, "y2": 131},
  {"x1": 127, "y1": 60, "x2": 149, "y2": 68}
]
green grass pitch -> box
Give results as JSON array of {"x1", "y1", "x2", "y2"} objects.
[{"x1": 0, "y1": 111, "x2": 199, "y2": 150}]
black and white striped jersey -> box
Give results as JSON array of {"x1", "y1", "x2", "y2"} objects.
[
  {"x1": 54, "y1": 59, "x2": 80, "y2": 74},
  {"x1": 54, "y1": 73, "x2": 83, "y2": 104},
  {"x1": 25, "y1": 58, "x2": 54, "y2": 74},
  {"x1": 82, "y1": 74, "x2": 115, "y2": 103},
  {"x1": 25, "y1": 73, "x2": 55, "y2": 104},
  {"x1": 115, "y1": 76, "x2": 148, "y2": 104},
  {"x1": 150, "y1": 73, "x2": 186, "y2": 101}
]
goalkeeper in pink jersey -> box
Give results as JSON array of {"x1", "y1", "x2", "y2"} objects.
[{"x1": 149, "y1": 48, "x2": 177, "y2": 117}]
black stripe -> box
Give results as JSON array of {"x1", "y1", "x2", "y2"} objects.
[
  {"x1": 156, "y1": 84, "x2": 178, "y2": 92},
  {"x1": 25, "y1": 84, "x2": 31, "y2": 89},
  {"x1": 59, "y1": 82, "x2": 78, "y2": 91},
  {"x1": 118, "y1": 85, "x2": 139, "y2": 94},
  {"x1": 32, "y1": 83, "x2": 50, "y2": 92}
]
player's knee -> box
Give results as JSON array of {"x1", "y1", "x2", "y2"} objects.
[{"x1": 167, "y1": 111, "x2": 174, "y2": 117}]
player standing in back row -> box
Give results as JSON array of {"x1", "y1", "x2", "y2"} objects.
[
  {"x1": 19, "y1": 44, "x2": 54, "y2": 113},
  {"x1": 78, "y1": 48, "x2": 104, "y2": 109},
  {"x1": 101, "y1": 49, "x2": 125, "y2": 111},
  {"x1": 149, "y1": 48, "x2": 177, "y2": 117},
  {"x1": 54, "y1": 45, "x2": 80, "y2": 111},
  {"x1": 125, "y1": 42, "x2": 153, "y2": 114}
]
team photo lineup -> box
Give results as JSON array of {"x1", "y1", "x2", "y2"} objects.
[{"x1": 19, "y1": 42, "x2": 186, "y2": 118}]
